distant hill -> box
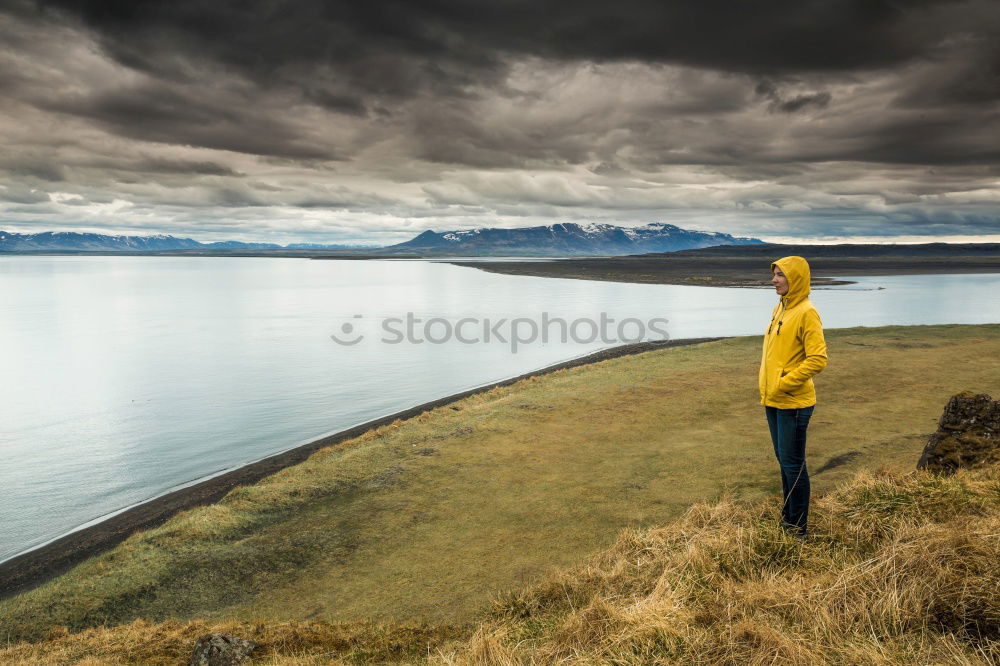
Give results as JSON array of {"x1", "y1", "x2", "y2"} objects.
[
  {"x1": 0, "y1": 230, "x2": 373, "y2": 252},
  {"x1": 659, "y1": 242, "x2": 1000, "y2": 258},
  {"x1": 384, "y1": 222, "x2": 763, "y2": 256},
  {"x1": 203, "y1": 240, "x2": 283, "y2": 250},
  {"x1": 448, "y1": 241, "x2": 1000, "y2": 287}
]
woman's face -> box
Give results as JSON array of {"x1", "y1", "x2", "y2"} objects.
[{"x1": 771, "y1": 267, "x2": 789, "y2": 296}]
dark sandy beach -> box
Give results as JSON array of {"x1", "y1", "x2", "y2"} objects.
[
  {"x1": 447, "y1": 244, "x2": 1000, "y2": 288},
  {"x1": 0, "y1": 336, "x2": 723, "y2": 601}
]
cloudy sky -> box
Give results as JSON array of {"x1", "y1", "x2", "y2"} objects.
[{"x1": 2, "y1": 0, "x2": 998, "y2": 245}]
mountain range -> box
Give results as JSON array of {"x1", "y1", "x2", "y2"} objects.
[
  {"x1": 0, "y1": 223, "x2": 762, "y2": 256},
  {"x1": 384, "y1": 222, "x2": 762, "y2": 255},
  {"x1": 0, "y1": 231, "x2": 371, "y2": 252}
]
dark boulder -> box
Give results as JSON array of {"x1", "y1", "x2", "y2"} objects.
[
  {"x1": 918, "y1": 392, "x2": 1000, "y2": 473},
  {"x1": 190, "y1": 633, "x2": 259, "y2": 666}
]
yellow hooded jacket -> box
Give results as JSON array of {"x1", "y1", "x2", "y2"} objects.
[{"x1": 759, "y1": 256, "x2": 828, "y2": 408}]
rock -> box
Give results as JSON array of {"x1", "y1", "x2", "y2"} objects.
[
  {"x1": 917, "y1": 392, "x2": 1000, "y2": 473},
  {"x1": 189, "y1": 633, "x2": 259, "y2": 666}
]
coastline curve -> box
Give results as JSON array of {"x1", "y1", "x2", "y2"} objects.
[{"x1": 0, "y1": 336, "x2": 725, "y2": 601}]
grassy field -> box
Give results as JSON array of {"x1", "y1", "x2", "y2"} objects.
[
  {"x1": 7, "y1": 462, "x2": 998, "y2": 666},
  {"x1": 2, "y1": 324, "x2": 998, "y2": 659}
]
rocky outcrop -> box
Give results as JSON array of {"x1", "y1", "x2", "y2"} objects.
[
  {"x1": 190, "y1": 633, "x2": 259, "y2": 666},
  {"x1": 918, "y1": 392, "x2": 1000, "y2": 473}
]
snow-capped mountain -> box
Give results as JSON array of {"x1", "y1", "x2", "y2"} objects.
[
  {"x1": 0, "y1": 224, "x2": 762, "y2": 256},
  {"x1": 0, "y1": 231, "x2": 366, "y2": 252},
  {"x1": 387, "y1": 222, "x2": 763, "y2": 256},
  {"x1": 0, "y1": 231, "x2": 210, "y2": 252}
]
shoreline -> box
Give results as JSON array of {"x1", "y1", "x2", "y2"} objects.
[
  {"x1": 446, "y1": 256, "x2": 1000, "y2": 288},
  {"x1": 0, "y1": 336, "x2": 724, "y2": 601}
]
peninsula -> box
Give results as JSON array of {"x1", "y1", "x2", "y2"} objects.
[{"x1": 448, "y1": 242, "x2": 1000, "y2": 287}]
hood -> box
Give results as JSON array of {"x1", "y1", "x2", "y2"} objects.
[{"x1": 771, "y1": 255, "x2": 811, "y2": 308}]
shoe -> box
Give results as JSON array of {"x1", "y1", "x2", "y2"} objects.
[{"x1": 780, "y1": 522, "x2": 808, "y2": 541}]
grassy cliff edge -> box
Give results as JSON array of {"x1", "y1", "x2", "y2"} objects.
[{"x1": 1, "y1": 324, "x2": 998, "y2": 664}]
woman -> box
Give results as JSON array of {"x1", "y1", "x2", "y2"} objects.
[{"x1": 759, "y1": 255, "x2": 828, "y2": 538}]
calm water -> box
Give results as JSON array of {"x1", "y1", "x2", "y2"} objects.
[{"x1": 1, "y1": 256, "x2": 998, "y2": 563}]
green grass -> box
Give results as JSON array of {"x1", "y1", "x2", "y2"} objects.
[{"x1": 1, "y1": 324, "x2": 998, "y2": 648}]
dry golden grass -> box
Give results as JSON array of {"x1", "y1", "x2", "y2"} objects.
[
  {"x1": 0, "y1": 618, "x2": 465, "y2": 665},
  {"x1": 1, "y1": 324, "x2": 998, "y2": 660},
  {"x1": 435, "y1": 465, "x2": 1000, "y2": 665}
]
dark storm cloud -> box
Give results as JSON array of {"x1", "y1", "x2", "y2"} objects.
[
  {"x1": 28, "y1": 0, "x2": 989, "y2": 83},
  {"x1": 25, "y1": 0, "x2": 507, "y2": 111},
  {"x1": 16, "y1": 0, "x2": 997, "y2": 128},
  {"x1": 795, "y1": 208, "x2": 1000, "y2": 235},
  {"x1": 133, "y1": 158, "x2": 242, "y2": 177},
  {"x1": 756, "y1": 81, "x2": 833, "y2": 114},
  {"x1": 892, "y1": 44, "x2": 1000, "y2": 108},
  {"x1": 1, "y1": 0, "x2": 999, "y2": 242},
  {"x1": 9, "y1": 161, "x2": 66, "y2": 182},
  {"x1": 36, "y1": 82, "x2": 338, "y2": 160},
  {"x1": 844, "y1": 115, "x2": 1000, "y2": 166},
  {"x1": 775, "y1": 93, "x2": 833, "y2": 114},
  {"x1": 7, "y1": 0, "x2": 997, "y2": 167}
]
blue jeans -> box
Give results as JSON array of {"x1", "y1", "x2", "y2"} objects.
[{"x1": 765, "y1": 405, "x2": 815, "y2": 535}]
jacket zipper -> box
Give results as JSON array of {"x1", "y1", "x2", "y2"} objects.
[
  {"x1": 768, "y1": 299, "x2": 786, "y2": 337},
  {"x1": 764, "y1": 299, "x2": 786, "y2": 398}
]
